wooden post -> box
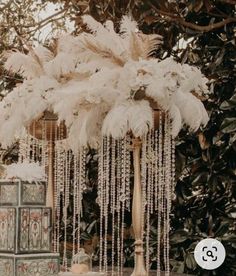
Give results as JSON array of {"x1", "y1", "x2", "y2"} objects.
[{"x1": 131, "y1": 138, "x2": 147, "y2": 276}]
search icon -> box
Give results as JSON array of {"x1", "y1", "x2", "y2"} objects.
[
  {"x1": 206, "y1": 250, "x2": 214, "y2": 258},
  {"x1": 194, "y1": 238, "x2": 226, "y2": 270}
]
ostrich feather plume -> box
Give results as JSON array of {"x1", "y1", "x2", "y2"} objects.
[{"x1": 0, "y1": 16, "x2": 210, "y2": 150}]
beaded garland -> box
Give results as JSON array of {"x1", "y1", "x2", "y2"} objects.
[{"x1": 18, "y1": 110, "x2": 175, "y2": 276}]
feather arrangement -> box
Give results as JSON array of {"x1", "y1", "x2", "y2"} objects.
[
  {"x1": 0, "y1": 15, "x2": 209, "y2": 149},
  {"x1": 5, "y1": 161, "x2": 46, "y2": 182}
]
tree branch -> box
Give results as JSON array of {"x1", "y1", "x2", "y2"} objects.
[
  {"x1": 0, "y1": 0, "x2": 14, "y2": 12},
  {"x1": 148, "y1": 1, "x2": 236, "y2": 32},
  {"x1": 26, "y1": 15, "x2": 65, "y2": 36},
  {"x1": 33, "y1": 7, "x2": 68, "y2": 28}
]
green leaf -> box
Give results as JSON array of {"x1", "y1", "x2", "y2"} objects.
[
  {"x1": 171, "y1": 261, "x2": 185, "y2": 273},
  {"x1": 220, "y1": 94, "x2": 236, "y2": 110},
  {"x1": 220, "y1": 117, "x2": 236, "y2": 133},
  {"x1": 185, "y1": 253, "x2": 197, "y2": 269},
  {"x1": 215, "y1": 221, "x2": 230, "y2": 237},
  {"x1": 170, "y1": 229, "x2": 190, "y2": 244}
]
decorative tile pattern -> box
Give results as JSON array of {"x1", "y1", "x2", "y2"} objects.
[
  {"x1": 16, "y1": 258, "x2": 58, "y2": 276},
  {"x1": 19, "y1": 208, "x2": 30, "y2": 252},
  {"x1": 0, "y1": 181, "x2": 46, "y2": 207},
  {"x1": 0, "y1": 257, "x2": 14, "y2": 276},
  {"x1": 0, "y1": 207, "x2": 51, "y2": 253},
  {"x1": 19, "y1": 208, "x2": 51, "y2": 253},
  {"x1": 41, "y1": 209, "x2": 51, "y2": 251},
  {"x1": 0, "y1": 254, "x2": 59, "y2": 276},
  {"x1": 0, "y1": 183, "x2": 18, "y2": 206},
  {"x1": 7, "y1": 209, "x2": 15, "y2": 252},
  {"x1": 0, "y1": 208, "x2": 16, "y2": 252},
  {"x1": 21, "y1": 182, "x2": 46, "y2": 206},
  {"x1": 0, "y1": 179, "x2": 57, "y2": 276}
]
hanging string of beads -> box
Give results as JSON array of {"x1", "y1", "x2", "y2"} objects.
[{"x1": 17, "y1": 109, "x2": 175, "y2": 275}]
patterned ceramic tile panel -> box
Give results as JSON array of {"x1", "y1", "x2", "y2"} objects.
[
  {"x1": 19, "y1": 208, "x2": 30, "y2": 252},
  {"x1": 29, "y1": 208, "x2": 42, "y2": 251},
  {"x1": 0, "y1": 258, "x2": 14, "y2": 276},
  {"x1": 41, "y1": 209, "x2": 51, "y2": 251},
  {"x1": 20, "y1": 208, "x2": 51, "y2": 252},
  {"x1": 0, "y1": 183, "x2": 18, "y2": 206},
  {"x1": 0, "y1": 208, "x2": 16, "y2": 252},
  {"x1": 16, "y1": 258, "x2": 59, "y2": 276},
  {"x1": 0, "y1": 181, "x2": 46, "y2": 207},
  {"x1": 7, "y1": 209, "x2": 15, "y2": 252},
  {"x1": 21, "y1": 182, "x2": 46, "y2": 206}
]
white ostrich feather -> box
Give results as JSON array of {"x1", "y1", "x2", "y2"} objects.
[
  {"x1": 4, "y1": 52, "x2": 43, "y2": 78},
  {"x1": 102, "y1": 100, "x2": 153, "y2": 139},
  {"x1": 33, "y1": 45, "x2": 54, "y2": 63},
  {"x1": 57, "y1": 34, "x2": 82, "y2": 54},
  {"x1": 5, "y1": 161, "x2": 46, "y2": 182},
  {"x1": 169, "y1": 104, "x2": 182, "y2": 137},
  {"x1": 67, "y1": 111, "x2": 88, "y2": 151},
  {"x1": 82, "y1": 15, "x2": 105, "y2": 34},
  {"x1": 44, "y1": 52, "x2": 77, "y2": 79},
  {"x1": 86, "y1": 106, "x2": 107, "y2": 148},
  {"x1": 102, "y1": 103, "x2": 129, "y2": 138},
  {"x1": 120, "y1": 16, "x2": 138, "y2": 36},
  {"x1": 128, "y1": 100, "x2": 153, "y2": 137},
  {"x1": 67, "y1": 107, "x2": 105, "y2": 150},
  {"x1": 0, "y1": 16, "x2": 210, "y2": 151},
  {"x1": 173, "y1": 91, "x2": 209, "y2": 131}
]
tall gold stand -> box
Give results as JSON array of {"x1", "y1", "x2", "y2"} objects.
[{"x1": 131, "y1": 138, "x2": 147, "y2": 276}]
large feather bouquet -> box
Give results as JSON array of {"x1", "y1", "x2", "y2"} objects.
[{"x1": 0, "y1": 16, "x2": 209, "y2": 150}]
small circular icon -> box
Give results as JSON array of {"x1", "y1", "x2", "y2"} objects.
[{"x1": 194, "y1": 238, "x2": 226, "y2": 270}]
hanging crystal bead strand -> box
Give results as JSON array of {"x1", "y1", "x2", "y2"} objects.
[
  {"x1": 98, "y1": 137, "x2": 104, "y2": 272},
  {"x1": 163, "y1": 113, "x2": 167, "y2": 275},
  {"x1": 164, "y1": 114, "x2": 172, "y2": 276},
  {"x1": 125, "y1": 135, "x2": 131, "y2": 211},
  {"x1": 171, "y1": 134, "x2": 176, "y2": 198},
  {"x1": 111, "y1": 138, "x2": 116, "y2": 276},
  {"x1": 154, "y1": 129, "x2": 159, "y2": 212},
  {"x1": 53, "y1": 141, "x2": 58, "y2": 253},
  {"x1": 32, "y1": 122, "x2": 36, "y2": 162},
  {"x1": 103, "y1": 136, "x2": 110, "y2": 273},
  {"x1": 77, "y1": 147, "x2": 86, "y2": 254},
  {"x1": 53, "y1": 125, "x2": 59, "y2": 253},
  {"x1": 76, "y1": 150, "x2": 81, "y2": 254},
  {"x1": 62, "y1": 150, "x2": 70, "y2": 270},
  {"x1": 18, "y1": 137, "x2": 26, "y2": 163},
  {"x1": 72, "y1": 152, "x2": 78, "y2": 258},
  {"x1": 147, "y1": 125, "x2": 156, "y2": 274},
  {"x1": 116, "y1": 139, "x2": 122, "y2": 276},
  {"x1": 157, "y1": 112, "x2": 163, "y2": 276},
  {"x1": 120, "y1": 137, "x2": 127, "y2": 276}
]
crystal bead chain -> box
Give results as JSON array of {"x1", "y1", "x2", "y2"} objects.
[
  {"x1": 103, "y1": 136, "x2": 110, "y2": 273},
  {"x1": 111, "y1": 138, "x2": 116, "y2": 275},
  {"x1": 98, "y1": 137, "x2": 104, "y2": 272},
  {"x1": 157, "y1": 112, "x2": 163, "y2": 276},
  {"x1": 116, "y1": 139, "x2": 122, "y2": 276}
]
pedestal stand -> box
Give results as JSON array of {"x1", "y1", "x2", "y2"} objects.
[{"x1": 131, "y1": 138, "x2": 146, "y2": 276}]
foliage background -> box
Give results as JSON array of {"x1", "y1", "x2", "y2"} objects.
[{"x1": 0, "y1": 1, "x2": 235, "y2": 275}]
